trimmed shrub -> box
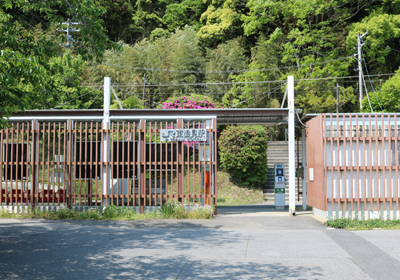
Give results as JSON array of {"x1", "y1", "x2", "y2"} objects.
[{"x1": 219, "y1": 125, "x2": 268, "y2": 186}]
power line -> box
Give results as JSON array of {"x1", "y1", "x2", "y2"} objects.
[
  {"x1": 230, "y1": 84, "x2": 284, "y2": 108},
  {"x1": 87, "y1": 91, "x2": 102, "y2": 109},
  {"x1": 52, "y1": 87, "x2": 101, "y2": 109},
  {"x1": 362, "y1": 51, "x2": 383, "y2": 112},
  {"x1": 366, "y1": 41, "x2": 400, "y2": 53},
  {"x1": 89, "y1": 56, "x2": 352, "y2": 74},
  {"x1": 82, "y1": 73, "x2": 396, "y2": 88}
]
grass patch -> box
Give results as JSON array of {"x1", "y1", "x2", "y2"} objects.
[
  {"x1": 0, "y1": 203, "x2": 213, "y2": 220},
  {"x1": 217, "y1": 170, "x2": 265, "y2": 206},
  {"x1": 326, "y1": 218, "x2": 400, "y2": 230}
]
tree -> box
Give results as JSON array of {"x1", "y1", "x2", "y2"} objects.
[
  {"x1": 0, "y1": 0, "x2": 115, "y2": 128},
  {"x1": 361, "y1": 68, "x2": 400, "y2": 112},
  {"x1": 223, "y1": 35, "x2": 281, "y2": 108}
]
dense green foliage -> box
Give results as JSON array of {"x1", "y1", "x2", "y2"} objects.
[
  {"x1": 219, "y1": 125, "x2": 268, "y2": 186},
  {"x1": 0, "y1": 203, "x2": 214, "y2": 220},
  {"x1": 3, "y1": 0, "x2": 400, "y2": 129},
  {"x1": 326, "y1": 218, "x2": 400, "y2": 230}
]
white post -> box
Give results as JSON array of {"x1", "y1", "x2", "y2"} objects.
[
  {"x1": 288, "y1": 76, "x2": 296, "y2": 215},
  {"x1": 102, "y1": 77, "x2": 111, "y2": 205},
  {"x1": 302, "y1": 128, "x2": 307, "y2": 211}
]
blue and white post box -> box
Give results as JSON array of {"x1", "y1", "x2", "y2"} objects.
[{"x1": 274, "y1": 163, "x2": 285, "y2": 209}]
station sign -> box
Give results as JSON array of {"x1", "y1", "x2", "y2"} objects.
[{"x1": 160, "y1": 129, "x2": 207, "y2": 142}]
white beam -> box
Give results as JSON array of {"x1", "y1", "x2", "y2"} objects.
[
  {"x1": 102, "y1": 77, "x2": 111, "y2": 204},
  {"x1": 288, "y1": 76, "x2": 296, "y2": 215},
  {"x1": 302, "y1": 128, "x2": 307, "y2": 211}
]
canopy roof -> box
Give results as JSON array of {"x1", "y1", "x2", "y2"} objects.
[{"x1": 9, "y1": 108, "x2": 290, "y2": 125}]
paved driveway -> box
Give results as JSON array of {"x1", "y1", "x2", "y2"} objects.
[{"x1": 0, "y1": 204, "x2": 400, "y2": 279}]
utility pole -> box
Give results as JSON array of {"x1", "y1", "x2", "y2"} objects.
[
  {"x1": 142, "y1": 73, "x2": 146, "y2": 107},
  {"x1": 336, "y1": 83, "x2": 340, "y2": 114},
  {"x1": 357, "y1": 32, "x2": 363, "y2": 110},
  {"x1": 357, "y1": 30, "x2": 368, "y2": 110},
  {"x1": 58, "y1": 18, "x2": 80, "y2": 50}
]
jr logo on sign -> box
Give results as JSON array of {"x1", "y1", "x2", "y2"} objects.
[{"x1": 160, "y1": 129, "x2": 207, "y2": 142}]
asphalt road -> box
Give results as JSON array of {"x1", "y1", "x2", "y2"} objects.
[{"x1": 1, "y1": 204, "x2": 400, "y2": 279}]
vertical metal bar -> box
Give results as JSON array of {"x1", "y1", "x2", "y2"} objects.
[
  {"x1": 159, "y1": 122, "x2": 163, "y2": 206},
  {"x1": 4, "y1": 126, "x2": 9, "y2": 205},
  {"x1": 177, "y1": 119, "x2": 183, "y2": 204},
  {"x1": 388, "y1": 115, "x2": 392, "y2": 211},
  {"x1": 62, "y1": 122, "x2": 67, "y2": 206},
  {"x1": 52, "y1": 123, "x2": 56, "y2": 205},
  {"x1": 356, "y1": 114, "x2": 360, "y2": 212},
  {"x1": 203, "y1": 121, "x2": 206, "y2": 205},
  {"x1": 88, "y1": 122, "x2": 93, "y2": 206},
  {"x1": 350, "y1": 115, "x2": 354, "y2": 212},
  {"x1": 395, "y1": 114, "x2": 399, "y2": 211},
  {"x1": 122, "y1": 122, "x2": 125, "y2": 206},
  {"x1": 40, "y1": 123, "x2": 45, "y2": 205},
  {"x1": 116, "y1": 122, "x2": 120, "y2": 206},
  {"x1": 382, "y1": 114, "x2": 386, "y2": 213},
  {"x1": 73, "y1": 122, "x2": 78, "y2": 206},
  {"x1": 149, "y1": 122, "x2": 152, "y2": 206},
  {"x1": 111, "y1": 122, "x2": 115, "y2": 205},
  {"x1": 192, "y1": 121, "x2": 195, "y2": 206},
  {"x1": 10, "y1": 124, "x2": 15, "y2": 205},
  {"x1": 336, "y1": 113, "x2": 340, "y2": 213},
  {"x1": 16, "y1": 123, "x2": 22, "y2": 204},
  {"x1": 127, "y1": 122, "x2": 131, "y2": 206},
  {"x1": 170, "y1": 121, "x2": 173, "y2": 203},
  {"x1": 57, "y1": 122, "x2": 61, "y2": 205},
  {"x1": 375, "y1": 114, "x2": 379, "y2": 211},
  {"x1": 164, "y1": 122, "x2": 168, "y2": 204},
  {"x1": 32, "y1": 120, "x2": 38, "y2": 207},
  {"x1": 24, "y1": 123, "x2": 30, "y2": 204},
  {"x1": 0, "y1": 125, "x2": 3, "y2": 205},
  {"x1": 330, "y1": 114, "x2": 334, "y2": 213},
  {"x1": 213, "y1": 118, "x2": 218, "y2": 214},
  {"x1": 362, "y1": 114, "x2": 366, "y2": 212},
  {"x1": 84, "y1": 122, "x2": 88, "y2": 206},
  {"x1": 343, "y1": 114, "x2": 347, "y2": 214},
  {"x1": 369, "y1": 115, "x2": 373, "y2": 212},
  {"x1": 323, "y1": 114, "x2": 327, "y2": 212},
  {"x1": 132, "y1": 122, "x2": 140, "y2": 206},
  {"x1": 16, "y1": 123, "x2": 21, "y2": 204},
  {"x1": 187, "y1": 121, "x2": 190, "y2": 206},
  {"x1": 67, "y1": 120, "x2": 73, "y2": 208},
  {"x1": 143, "y1": 119, "x2": 147, "y2": 209},
  {"x1": 139, "y1": 119, "x2": 146, "y2": 213},
  {"x1": 95, "y1": 122, "x2": 99, "y2": 206}
]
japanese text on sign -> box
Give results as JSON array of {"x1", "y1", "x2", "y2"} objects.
[{"x1": 160, "y1": 129, "x2": 206, "y2": 142}]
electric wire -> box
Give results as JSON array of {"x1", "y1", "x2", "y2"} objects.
[
  {"x1": 362, "y1": 72, "x2": 374, "y2": 113},
  {"x1": 89, "y1": 56, "x2": 352, "y2": 74},
  {"x1": 87, "y1": 90, "x2": 102, "y2": 109},
  {"x1": 366, "y1": 41, "x2": 400, "y2": 53},
  {"x1": 230, "y1": 84, "x2": 284, "y2": 108},
  {"x1": 82, "y1": 73, "x2": 396, "y2": 88},
  {"x1": 362, "y1": 51, "x2": 384, "y2": 112},
  {"x1": 295, "y1": 110, "x2": 308, "y2": 128},
  {"x1": 52, "y1": 86, "x2": 101, "y2": 109}
]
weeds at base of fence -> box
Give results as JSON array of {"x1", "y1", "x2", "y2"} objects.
[
  {"x1": 326, "y1": 218, "x2": 400, "y2": 230},
  {"x1": 0, "y1": 202, "x2": 214, "y2": 220}
]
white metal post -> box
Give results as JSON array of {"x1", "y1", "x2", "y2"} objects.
[
  {"x1": 102, "y1": 77, "x2": 111, "y2": 205},
  {"x1": 288, "y1": 76, "x2": 296, "y2": 215},
  {"x1": 302, "y1": 128, "x2": 307, "y2": 211}
]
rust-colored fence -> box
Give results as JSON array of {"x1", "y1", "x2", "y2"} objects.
[
  {"x1": 307, "y1": 113, "x2": 400, "y2": 219},
  {"x1": 0, "y1": 119, "x2": 217, "y2": 212}
]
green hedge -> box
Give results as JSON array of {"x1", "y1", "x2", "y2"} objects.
[{"x1": 219, "y1": 125, "x2": 268, "y2": 186}]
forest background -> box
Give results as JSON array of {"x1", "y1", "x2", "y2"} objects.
[{"x1": 2, "y1": 0, "x2": 400, "y2": 132}]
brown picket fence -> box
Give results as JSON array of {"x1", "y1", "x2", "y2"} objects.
[{"x1": 0, "y1": 119, "x2": 217, "y2": 212}]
